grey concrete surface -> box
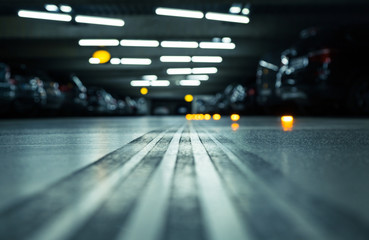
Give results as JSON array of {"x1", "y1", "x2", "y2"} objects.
[{"x1": 0, "y1": 116, "x2": 368, "y2": 240}]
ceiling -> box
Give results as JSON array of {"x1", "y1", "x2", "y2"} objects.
[{"x1": 1, "y1": 0, "x2": 369, "y2": 98}]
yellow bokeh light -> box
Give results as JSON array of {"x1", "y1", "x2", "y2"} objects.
[
  {"x1": 204, "y1": 114, "x2": 211, "y2": 120},
  {"x1": 140, "y1": 87, "x2": 148, "y2": 95},
  {"x1": 184, "y1": 94, "x2": 194, "y2": 102},
  {"x1": 213, "y1": 114, "x2": 221, "y2": 120},
  {"x1": 230, "y1": 114, "x2": 240, "y2": 121},
  {"x1": 92, "y1": 50, "x2": 111, "y2": 64},
  {"x1": 186, "y1": 114, "x2": 193, "y2": 120},
  {"x1": 231, "y1": 123, "x2": 239, "y2": 131},
  {"x1": 281, "y1": 115, "x2": 294, "y2": 131}
]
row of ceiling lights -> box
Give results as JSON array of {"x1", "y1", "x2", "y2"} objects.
[{"x1": 17, "y1": 5, "x2": 250, "y2": 27}]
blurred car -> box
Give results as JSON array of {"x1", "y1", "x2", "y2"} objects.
[
  {"x1": 228, "y1": 83, "x2": 257, "y2": 113},
  {"x1": 86, "y1": 87, "x2": 117, "y2": 115},
  {"x1": 52, "y1": 73, "x2": 88, "y2": 115},
  {"x1": 275, "y1": 25, "x2": 369, "y2": 114},
  {"x1": 0, "y1": 63, "x2": 16, "y2": 116},
  {"x1": 9, "y1": 65, "x2": 47, "y2": 115}
]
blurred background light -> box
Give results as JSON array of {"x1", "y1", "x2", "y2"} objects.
[
  {"x1": 187, "y1": 75, "x2": 209, "y2": 81},
  {"x1": 213, "y1": 114, "x2": 221, "y2": 120},
  {"x1": 155, "y1": 7, "x2": 204, "y2": 19},
  {"x1": 18, "y1": 10, "x2": 72, "y2": 22},
  {"x1": 110, "y1": 58, "x2": 121, "y2": 65},
  {"x1": 199, "y1": 42, "x2": 236, "y2": 49},
  {"x1": 142, "y1": 75, "x2": 158, "y2": 81},
  {"x1": 121, "y1": 58, "x2": 152, "y2": 65},
  {"x1": 140, "y1": 87, "x2": 148, "y2": 95},
  {"x1": 167, "y1": 68, "x2": 192, "y2": 75},
  {"x1": 45, "y1": 4, "x2": 58, "y2": 12},
  {"x1": 179, "y1": 80, "x2": 201, "y2": 86},
  {"x1": 92, "y1": 50, "x2": 111, "y2": 64},
  {"x1": 75, "y1": 15, "x2": 124, "y2": 27},
  {"x1": 79, "y1": 39, "x2": 119, "y2": 46},
  {"x1": 205, "y1": 12, "x2": 250, "y2": 24},
  {"x1": 60, "y1": 5, "x2": 72, "y2": 13},
  {"x1": 160, "y1": 56, "x2": 191, "y2": 62},
  {"x1": 184, "y1": 94, "x2": 194, "y2": 102},
  {"x1": 89, "y1": 58, "x2": 100, "y2": 64},
  {"x1": 192, "y1": 56, "x2": 223, "y2": 63},
  {"x1": 230, "y1": 114, "x2": 240, "y2": 121},
  {"x1": 120, "y1": 39, "x2": 159, "y2": 47},
  {"x1": 161, "y1": 41, "x2": 199, "y2": 48},
  {"x1": 281, "y1": 115, "x2": 294, "y2": 131},
  {"x1": 192, "y1": 67, "x2": 218, "y2": 74}
]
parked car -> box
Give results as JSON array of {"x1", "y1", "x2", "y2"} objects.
[
  {"x1": 0, "y1": 63, "x2": 16, "y2": 116},
  {"x1": 9, "y1": 65, "x2": 47, "y2": 115},
  {"x1": 86, "y1": 87, "x2": 117, "y2": 115},
  {"x1": 275, "y1": 25, "x2": 369, "y2": 114},
  {"x1": 51, "y1": 73, "x2": 88, "y2": 115}
]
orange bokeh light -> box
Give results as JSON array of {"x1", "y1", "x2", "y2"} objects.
[
  {"x1": 281, "y1": 115, "x2": 294, "y2": 131},
  {"x1": 204, "y1": 114, "x2": 211, "y2": 120},
  {"x1": 213, "y1": 114, "x2": 221, "y2": 120},
  {"x1": 230, "y1": 114, "x2": 240, "y2": 121},
  {"x1": 186, "y1": 114, "x2": 193, "y2": 120},
  {"x1": 231, "y1": 123, "x2": 239, "y2": 131}
]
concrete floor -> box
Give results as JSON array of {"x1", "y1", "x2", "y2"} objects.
[{"x1": 0, "y1": 116, "x2": 368, "y2": 240}]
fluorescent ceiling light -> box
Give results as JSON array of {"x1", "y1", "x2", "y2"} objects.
[
  {"x1": 160, "y1": 56, "x2": 191, "y2": 62},
  {"x1": 242, "y1": 8, "x2": 250, "y2": 15},
  {"x1": 151, "y1": 80, "x2": 170, "y2": 86},
  {"x1": 78, "y1": 39, "x2": 120, "y2": 46},
  {"x1": 161, "y1": 41, "x2": 198, "y2": 48},
  {"x1": 121, "y1": 58, "x2": 152, "y2": 65},
  {"x1": 167, "y1": 68, "x2": 192, "y2": 75},
  {"x1": 120, "y1": 39, "x2": 159, "y2": 47},
  {"x1": 131, "y1": 80, "x2": 151, "y2": 87},
  {"x1": 75, "y1": 15, "x2": 124, "y2": 27},
  {"x1": 179, "y1": 80, "x2": 201, "y2": 86},
  {"x1": 110, "y1": 58, "x2": 121, "y2": 65},
  {"x1": 222, "y1": 37, "x2": 232, "y2": 43},
  {"x1": 155, "y1": 7, "x2": 204, "y2": 19},
  {"x1": 89, "y1": 58, "x2": 100, "y2": 64},
  {"x1": 192, "y1": 67, "x2": 218, "y2": 74},
  {"x1": 229, "y1": 6, "x2": 241, "y2": 14},
  {"x1": 199, "y1": 42, "x2": 236, "y2": 49},
  {"x1": 60, "y1": 5, "x2": 72, "y2": 13},
  {"x1": 131, "y1": 80, "x2": 170, "y2": 87},
  {"x1": 192, "y1": 56, "x2": 223, "y2": 63},
  {"x1": 18, "y1": 10, "x2": 72, "y2": 22},
  {"x1": 142, "y1": 75, "x2": 158, "y2": 81},
  {"x1": 187, "y1": 75, "x2": 209, "y2": 81},
  {"x1": 205, "y1": 12, "x2": 250, "y2": 24},
  {"x1": 45, "y1": 4, "x2": 58, "y2": 12}
]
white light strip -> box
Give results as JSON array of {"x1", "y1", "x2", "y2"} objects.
[
  {"x1": 192, "y1": 67, "x2": 218, "y2": 74},
  {"x1": 60, "y1": 5, "x2": 73, "y2": 13},
  {"x1": 18, "y1": 10, "x2": 72, "y2": 22},
  {"x1": 89, "y1": 58, "x2": 100, "y2": 64},
  {"x1": 155, "y1": 7, "x2": 204, "y2": 19},
  {"x1": 130, "y1": 80, "x2": 170, "y2": 87},
  {"x1": 187, "y1": 75, "x2": 209, "y2": 81},
  {"x1": 205, "y1": 12, "x2": 250, "y2": 24},
  {"x1": 143, "y1": 75, "x2": 158, "y2": 81},
  {"x1": 121, "y1": 58, "x2": 152, "y2": 65},
  {"x1": 199, "y1": 42, "x2": 236, "y2": 49},
  {"x1": 151, "y1": 80, "x2": 170, "y2": 86},
  {"x1": 192, "y1": 56, "x2": 223, "y2": 63},
  {"x1": 131, "y1": 81, "x2": 151, "y2": 87},
  {"x1": 167, "y1": 68, "x2": 192, "y2": 75},
  {"x1": 179, "y1": 80, "x2": 201, "y2": 86},
  {"x1": 120, "y1": 39, "x2": 159, "y2": 47},
  {"x1": 161, "y1": 41, "x2": 198, "y2": 48},
  {"x1": 78, "y1": 39, "x2": 120, "y2": 46},
  {"x1": 259, "y1": 60, "x2": 279, "y2": 71},
  {"x1": 229, "y1": 6, "x2": 241, "y2": 14},
  {"x1": 242, "y1": 8, "x2": 250, "y2": 15},
  {"x1": 160, "y1": 56, "x2": 191, "y2": 62},
  {"x1": 75, "y1": 15, "x2": 124, "y2": 27},
  {"x1": 110, "y1": 58, "x2": 121, "y2": 65},
  {"x1": 45, "y1": 4, "x2": 58, "y2": 12}
]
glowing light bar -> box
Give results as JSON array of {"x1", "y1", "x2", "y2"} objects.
[
  {"x1": 155, "y1": 7, "x2": 204, "y2": 19},
  {"x1": 110, "y1": 58, "x2": 121, "y2": 65},
  {"x1": 130, "y1": 80, "x2": 170, "y2": 87},
  {"x1": 179, "y1": 80, "x2": 201, "y2": 86},
  {"x1": 192, "y1": 56, "x2": 223, "y2": 63},
  {"x1": 120, "y1": 39, "x2": 159, "y2": 47},
  {"x1": 18, "y1": 10, "x2": 72, "y2": 22},
  {"x1": 222, "y1": 37, "x2": 232, "y2": 43},
  {"x1": 192, "y1": 67, "x2": 218, "y2": 74},
  {"x1": 160, "y1": 56, "x2": 191, "y2": 62},
  {"x1": 151, "y1": 80, "x2": 170, "y2": 86},
  {"x1": 75, "y1": 15, "x2": 124, "y2": 27},
  {"x1": 205, "y1": 12, "x2": 250, "y2": 24},
  {"x1": 78, "y1": 39, "x2": 120, "y2": 46},
  {"x1": 131, "y1": 81, "x2": 150, "y2": 87},
  {"x1": 45, "y1": 4, "x2": 58, "y2": 12},
  {"x1": 60, "y1": 5, "x2": 72, "y2": 13},
  {"x1": 167, "y1": 68, "x2": 192, "y2": 75},
  {"x1": 242, "y1": 8, "x2": 250, "y2": 15},
  {"x1": 259, "y1": 60, "x2": 279, "y2": 71},
  {"x1": 187, "y1": 75, "x2": 209, "y2": 81},
  {"x1": 121, "y1": 58, "x2": 152, "y2": 65},
  {"x1": 161, "y1": 41, "x2": 198, "y2": 48},
  {"x1": 229, "y1": 6, "x2": 241, "y2": 14},
  {"x1": 143, "y1": 75, "x2": 158, "y2": 81},
  {"x1": 89, "y1": 58, "x2": 100, "y2": 64},
  {"x1": 199, "y1": 42, "x2": 236, "y2": 49}
]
